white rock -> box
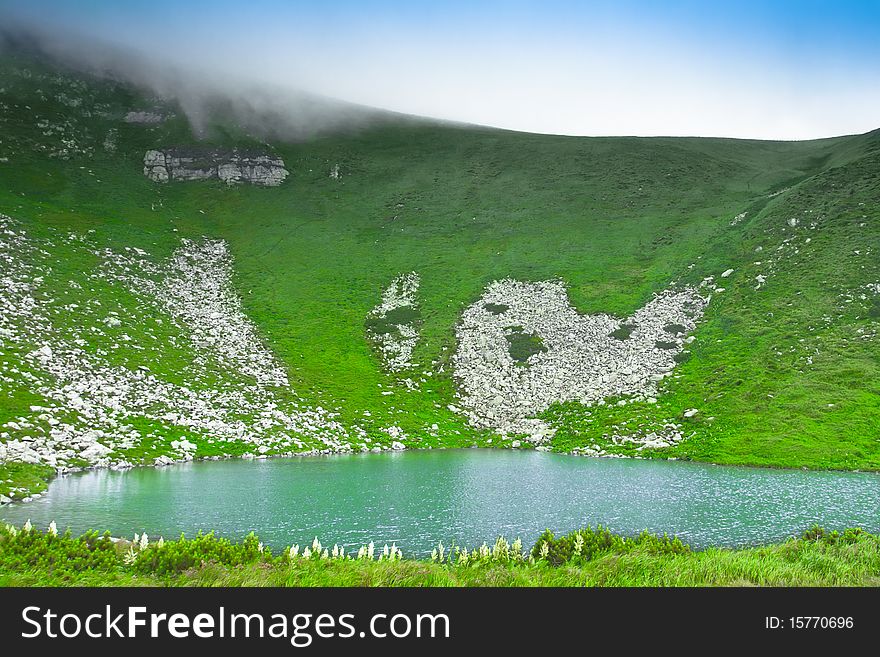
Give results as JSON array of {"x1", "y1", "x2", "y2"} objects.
[
  {"x1": 142, "y1": 149, "x2": 289, "y2": 186},
  {"x1": 366, "y1": 272, "x2": 420, "y2": 372},
  {"x1": 80, "y1": 442, "x2": 112, "y2": 460},
  {"x1": 450, "y1": 278, "x2": 709, "y2": 443}
]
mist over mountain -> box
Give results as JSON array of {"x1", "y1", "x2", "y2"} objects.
[{"x1": 0, "y1": 23, "x2": 412, "y2": 142}]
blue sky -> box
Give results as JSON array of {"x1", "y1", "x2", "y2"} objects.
[{"x1": 2, "y1": 0, "x2": 879, "y2": 138}]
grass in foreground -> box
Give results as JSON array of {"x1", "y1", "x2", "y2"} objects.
[{"x1": 1, "y1": 523, "x2": 878, "y2": 587}]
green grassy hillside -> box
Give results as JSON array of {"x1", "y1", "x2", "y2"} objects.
[{"x1": 0, "y1": 52, "x2": 878, "y2": 498}]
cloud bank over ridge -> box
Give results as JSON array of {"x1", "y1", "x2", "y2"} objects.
[{"x1": 1, "y1": 1, "x2": 879, "y2": 140}]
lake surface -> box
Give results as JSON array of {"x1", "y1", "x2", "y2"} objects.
[{"x1": 3, "y1": 450, "x2": 879, "y2": 555}]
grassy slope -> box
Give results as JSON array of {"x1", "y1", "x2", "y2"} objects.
[{"x1": 0, "y1": 53, "x2": 878, "y2": 501}]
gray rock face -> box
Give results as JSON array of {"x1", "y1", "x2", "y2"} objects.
[{"x1": 143, "y1": 148, "x2": 289, "y2": 186}]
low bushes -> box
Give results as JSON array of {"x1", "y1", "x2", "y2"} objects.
[
  {"x1": 2, "y1": 522, "x2": 878, "y2": 586},
  {"x1": 0, "y1": 522, "x2": 119, "y2": 582},
  {"x1": 530, "y1": 525, "x2": 690, "y2": 566},
  {"x1": 131, "y1": 531, "x2": 266, "y2": 576}
]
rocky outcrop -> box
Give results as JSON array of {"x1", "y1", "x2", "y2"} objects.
[
  {"x1": 124, "y1": 111, "x2": 166, "y2": 124},
  {"x1": 143, "y1": 148, "x2": 289, "y2": 186}
]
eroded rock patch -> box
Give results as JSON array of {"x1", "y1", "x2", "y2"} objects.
[
  {"x1": 366, "y1": 272, "x2": 421, "y2": 372},
  {"x1": 0, "y1": 215, "x2": 354, "y2": 475},
  {"x1": 453, "y1": 279, "x2": 709, "y2": 443}
]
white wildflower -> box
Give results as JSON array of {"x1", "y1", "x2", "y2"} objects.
[
  {"x1": 48, "y1": 521, "x2": 58, "y2": 536},
  {"x1": 123, "y1": 547, "x2": 137, "y2": 565},
  {"x1": 511, "y1": 538, "x2": 523, "y2": 557}
]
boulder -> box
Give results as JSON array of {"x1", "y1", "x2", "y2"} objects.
[{"x1": 80, "y1": 442, "x2": 112, "y2": 461}]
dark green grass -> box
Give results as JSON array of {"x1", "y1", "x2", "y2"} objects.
[
  {"x1": 484, "y1": 302, "x2": 509, "y2": 315},
  {"x1": 365, "y1": 305, "x2": 420, "y2": 337},
  {"x1": 505, "y1": 326, "x2": 548, "y2": 364},
  {"x1": 609, "y1": 323, "x2": 635, "y2": 340}
]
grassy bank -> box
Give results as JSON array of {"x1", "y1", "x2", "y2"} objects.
[{"x1": 2, "y1": 523, "x2": 878, "y2": 587}]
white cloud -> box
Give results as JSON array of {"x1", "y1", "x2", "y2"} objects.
[{"x1": 3, "y1": 8, "x2": 878, "y2": 140}]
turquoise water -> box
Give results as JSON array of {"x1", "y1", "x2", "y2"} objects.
[{"x1": 2, "y1": 450, "x2": 879, "y2": 555}]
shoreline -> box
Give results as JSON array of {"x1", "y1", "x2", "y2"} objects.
[{"x1": 3, "y1": 442, "x2": 879, "y2": 507}]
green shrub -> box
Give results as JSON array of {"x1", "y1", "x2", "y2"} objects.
[
  {"x1": 133, "y1": 531, "x2": 266, "y2": 576},
  {"x1": 0, "y1": 524, "x2": 118, "y2": 581},
  {"x1": 530, "y1": 526, "x2": 690, "y2": 566},
  {"x1": 801, "y1": 525, "x2": 865, "y2": 546}
]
